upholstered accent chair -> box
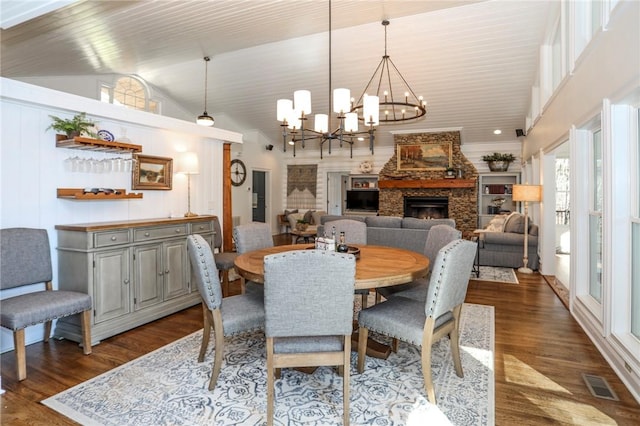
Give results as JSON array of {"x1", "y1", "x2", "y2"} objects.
[
  {"x1": 264, "y1": 250, "x2": 355, "y2": 426},
  {"x1": 187, "y1": 235, "x2": 265, "y2": 390},
  {"x1": 211, "y1": 217, "x2": 237, "y2": 297},
  {"x1": 377, "y1": 224, "x2": 462, "y2": 302},
  {"x1": 357, "y1": 239, "x2": 477, "y2": 404},
  {"x1": 232, "y1": 222, "x2": 273, "y2": 294},
  {"x1": 0, "y1": 228, "x2": 92, "y2": 381},
  {"x1": 323, "y1": 219, "x2": 370, "y2": 308}
]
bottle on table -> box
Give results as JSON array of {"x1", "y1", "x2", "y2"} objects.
[{"x1": 337, "y1": 231, "x2": 348, "y2": 253}]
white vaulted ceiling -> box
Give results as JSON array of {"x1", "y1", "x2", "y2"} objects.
[{"x1": 0, "y1": 0, "x2": 553, "y2": 148}]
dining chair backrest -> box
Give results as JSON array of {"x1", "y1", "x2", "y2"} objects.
[
  {"x1": 233, "y1": 222, "x2": 274, "y2": 254},
  {"x1": 323, "y1": 219, "x2": 367, "y2": 245},
  {"x1": 264, "y1": 249, "x2": 355, "y2": 337},
  {"x1": 1, "y1": 228, "x2": 53, "y2": 289},
  {"x1": 423, "y1": 224, "x2": 462, "y2": 274},
  {"x1": 187, "y1": 234, "x2": 223, "y2": 311},
  {"x1": 424, "y1": 239, "x2": 476, "y2": 320}
]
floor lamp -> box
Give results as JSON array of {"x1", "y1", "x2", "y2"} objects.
[
  {"x1": 512, "y1": 184, "x2": 542, "y2": 274},
  {"x1": 177, "y1": 152, "x2": 199, "y2": 217}
]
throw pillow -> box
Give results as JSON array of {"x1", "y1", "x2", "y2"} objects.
[
  {"x1": 484, "y1": 214, "x2": 509, "y2": 232},
  {"x1": 284, "y1": 209, "x2": 298, "y2": 218},
  {"x1": 503, "y1": 212, "x2": 525, "y2": 233},
  {"x1": 311, "y1": 210, "x2": 327, "y2": 225},
  {"x1": 303, "y1": 210, "x2": 314, "y2": 224}
]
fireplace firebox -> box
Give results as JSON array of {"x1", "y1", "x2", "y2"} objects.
[{"x1": 404, "y1": 196, "x2": 448, "y2": 219}]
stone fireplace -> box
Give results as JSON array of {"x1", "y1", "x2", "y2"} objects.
[
  {"x1": 377, "y1": 131, "x2": 479, "y2": 236},
  {"x1": 404, "y1": 196, "x2": 449, "y2": 219}
]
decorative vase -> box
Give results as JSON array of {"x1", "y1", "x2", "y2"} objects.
[{"x1": 487, "y1": 161, "x2": 510, "y2": 172}]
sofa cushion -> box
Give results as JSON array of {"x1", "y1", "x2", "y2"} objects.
[
  {"x1": 365, "y1": 216, "x2": 402, "y2": 228},
  {"x1": 311, "y1": 210, "x2": 327, "y2": 225},
  {"x1": 320, "y1": 215, "x2": 366, "y2": 224},
  {"x1": 402, "y1": 217, "x2": 455, "y2": 230}
]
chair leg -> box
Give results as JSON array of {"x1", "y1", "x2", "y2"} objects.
[
  {"x1": 343, "y1": 335, "x2": 351, "y2": 426},
  {"x1": 208, "y1": 309, "x2": 224, "y2": 390},
  {"x1": 44, "y1": 320, "x2": 52, "y2": 343},
  {"x1": 198, "y1": 303, "x2": 211, "y2": 362},
  {"x1": 450, "y1": 305, "x2": 464, "y2": 377},
  {"x1": 267, "y1": 337, "x2": 275, "y2": 426},
  {"x1": 421, "y1": 319, "x2": 436, "y2": 404},
  {"x1": 361, "y1": 292, "x2": 368, "y2": 309},
  {"x1": 375, "y1": 291, "x2": 382, "y2": 304},
  {"x1": 80, "y1": 310, "x2": 92, "y2": 355},
  {"x1": 221, "y1": 269, "x2": 230, "y2": 297},
  {"x1": 357, "y1": 326, "x2": 369, "y2": 373},
  {"x1": 391, "y1": 338, "x2": 399, "y2": 353},
  {"x1": 14, "y1": 329, "x2": 26, "y2": 381},
  {"x1": 240, "y1": 277, "x2": 246, "y2": 295}
]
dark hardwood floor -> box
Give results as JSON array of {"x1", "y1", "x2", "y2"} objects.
[{"x1": 2, "y1": 234, "x2": 639, "y2": 425}]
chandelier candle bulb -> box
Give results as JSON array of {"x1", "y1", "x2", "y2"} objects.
[
  {"x1": 277, "y1": 99, "x2": 293, "y2": 122},
  {"x1": 345, "y1": 113, "x2": 358, "y2": 132},
  {"x1": 294, "y1": 90, "x2": 311, "y2": 114},
  {"x1": 333, "y1": 88, "x2": 350, "y2": 113},
  {"x1": 315, "y1": 114, "x2": 329, "y2": 133}
]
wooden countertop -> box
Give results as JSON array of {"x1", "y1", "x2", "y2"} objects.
[{"x1": 55, "y1": 215, "x2": 217, "y2": 232}]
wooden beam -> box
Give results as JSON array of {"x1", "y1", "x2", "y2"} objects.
[
  {"x1": 223, "y1": 143, "x2": 233, "y2": 252},
  {"x1": 377, "y1": 179, "x2": 476, "y2": 189}
]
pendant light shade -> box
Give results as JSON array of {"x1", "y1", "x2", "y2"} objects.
[{"x1": 197, "y1": 57, "x2": 214, "y2": 127}]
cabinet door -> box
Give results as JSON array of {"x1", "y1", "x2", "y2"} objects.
[
  {"x1": 133, "y1": 244, "x2": 164, "y2": 310},
  {"x1": 94, "y1": 248, "x2": 130, "y2": 323},
  {"x1": 164, "y1": 239, "x2": 189, "y2": 299}
]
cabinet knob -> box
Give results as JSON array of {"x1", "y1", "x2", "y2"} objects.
[
  {"x1": 158, "y1": 271, "x2": 164, "y2": 276},
  {"x1": 175, "y1": 228, "x2": 182, "y2": 233},
  {"x1": 124, "y1": 279, "x2": 130, "y2": 285},
  {"x1": 111, "y1": 236, "x2": 117, "y2": 241},
  {"x1": 144, "y1": 232, "x2": 150, "y2": 237},
  {"x1": 198, "y1": 225, "x2": 204, "y2": 230},
  {"x1": 165, "y1": 269, "x2": 170, "y2": 274}
]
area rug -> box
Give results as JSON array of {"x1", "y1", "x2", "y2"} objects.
[
  {"x1": 43, "y1": 303, "x2": 494, "y2": 426},
  {"x1": 543, "y1": 275, "x2": 570, "y2": 310},
  {"x1": 470, "y1": 266, "x2": 519, "y2": 284}
]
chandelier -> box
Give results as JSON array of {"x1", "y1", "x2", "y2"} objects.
[
  {"x1": 276, "y1": 1, "x2": 379, "y2": 159},
  {"x1": 276, "y1": 4, "x2": 426, "y2": 159}
]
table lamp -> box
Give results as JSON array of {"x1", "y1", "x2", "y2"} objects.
[
  {"x1": 512, "y1": 184, "x2": 542, "y2": 273},
  {"x1": 177, "y1": 152, "x2": 199, "y2": 217}
]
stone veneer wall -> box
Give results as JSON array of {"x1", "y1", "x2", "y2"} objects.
[{"x1": 378, "y1": 131, "x2": 479, "y2": 236}]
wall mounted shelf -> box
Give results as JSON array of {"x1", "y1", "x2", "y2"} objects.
[
  {"x1": 56, "y1": 135, "x2": 142, "y2": 153},
  {"x1": 57, "y1": 188, "x2": 143, "y2": 200}
]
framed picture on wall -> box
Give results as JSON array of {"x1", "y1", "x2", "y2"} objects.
[
  {"x1": 132, "y1": 154, "x2": 173, "y2": 190},
  {"x1": 396, "y1": 142, "x2": 452, "y2": 171}
]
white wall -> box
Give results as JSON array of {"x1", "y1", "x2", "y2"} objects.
[{"x1": 0, "y1": 78, "x2": 242, "y2": 353}]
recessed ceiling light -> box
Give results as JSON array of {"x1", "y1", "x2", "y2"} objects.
[{"x1": 493, "y1": 129, "x2": 502, "y2": 135}]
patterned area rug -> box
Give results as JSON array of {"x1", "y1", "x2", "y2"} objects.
[
  {"x1": 43, "y1": 304, "x2": 494, "y2": 426},
  {"x1": 470, "y1": 266, "x2": 519, "y2": 284}
]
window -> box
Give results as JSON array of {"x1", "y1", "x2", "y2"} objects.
[
  {"x1": 101, "y1": 76, "x2": 159, "y2": 114},
  {"x1": 632, "y1": 108, "x2": 640, "y2": 338},
  {"x1": 589, "y1": 129, "x2": 603, "y2": 302}
]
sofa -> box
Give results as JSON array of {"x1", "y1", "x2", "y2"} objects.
[
  {"x1": 317, "y1": 215, "x2": 456, "y2": 254},
  {"x1": 477, "y1": 212, "x2": 539, "y2": 270}
]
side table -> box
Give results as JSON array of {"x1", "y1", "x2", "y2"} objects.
[{"x1": 290, "y1": 228, "x2": 317, "y2": 244}]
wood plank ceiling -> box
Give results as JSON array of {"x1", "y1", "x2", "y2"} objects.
[{"x1": 0, "y1": 0, "x2": 553, "y2": 148}]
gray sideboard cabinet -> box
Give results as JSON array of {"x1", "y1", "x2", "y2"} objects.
[{"x1": 54, "y1": 216, "x2": 216, "y2": 344}]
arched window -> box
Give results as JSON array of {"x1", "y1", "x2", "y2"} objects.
[{"x1": 101, "y1": 75, "x2": 159, "y2": 113}]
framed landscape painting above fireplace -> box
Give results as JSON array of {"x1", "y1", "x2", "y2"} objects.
[{"x1": 396, "y1": 142, "x2": 452, "y2": 171}]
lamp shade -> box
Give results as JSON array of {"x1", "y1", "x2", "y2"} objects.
[
  {"x1": 333, "y1": 88, "x2": 350, "y2": 113},
  {"x1": 276, "y1": 99, "x2": 293, "y2": 122},
  {"x1": 176, "y1": 152, "x2": 199, "y2": 175},
  {"x1": 314, "y1": 114, "x2": 328, "y2": 133},
  {"x1": 293, "y1": 90, "x2": 311, "y2": 115},
  {"x1": 512, "y1": 184, "x2": 541, "y2": 202}
]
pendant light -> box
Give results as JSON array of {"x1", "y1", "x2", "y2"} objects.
[{"x1": 196, "y1": 56, "x2": 214, "y2": 126}]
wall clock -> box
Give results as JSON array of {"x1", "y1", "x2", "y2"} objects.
[{"x1": 230, "y1": 159, "x2": 247, "y2": 186}]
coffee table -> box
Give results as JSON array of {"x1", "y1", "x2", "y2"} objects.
[{"x1": 290, "y1": 228, "x2": 317, "y2": 244}]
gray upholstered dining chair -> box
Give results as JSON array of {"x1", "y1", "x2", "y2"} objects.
[
  {"x1": 233, "y1": 222, "x2": 274, "y2": 294},
  {"x1": 212, "y1": 217, "x2": 237, "y2": 297},
  {"x1": 357, "y1": 239, "x2": 477, "y2": 404},
  {"x1": 264, "y1": 249, "x2": 355, "y2": 426},
  {"x1": 187, "y1": 234, "x2": 265, "y2": 390},
  {"x1": 376, "y1": 224, "x2": 462, "y2": 302},
  {"x1": 0, "y1": 227, "x2": 92, "y2": 381},
  {"x1": 323, "y1": 219, "x2": 370, "y2": 308}
]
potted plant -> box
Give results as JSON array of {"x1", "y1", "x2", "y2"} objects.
[
  {"x1": 47, "y1": 112, "x2": 98, "y2": 139},
  {"x1": 481, "y1": 152, "x2": 516, "y2": 172}
]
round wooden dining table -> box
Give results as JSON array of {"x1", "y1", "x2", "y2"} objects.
[{"x1": 234, "y1": 244, "x2": 430, "y2": 291}]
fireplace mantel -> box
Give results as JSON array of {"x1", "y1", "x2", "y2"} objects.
[{"x1": 378, "y1": 179, "x2": 476, "y2": 189}]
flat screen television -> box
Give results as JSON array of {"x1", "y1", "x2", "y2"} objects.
[{"x1": 346, "y1": 190, "x2": 379, "y2": 212}]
